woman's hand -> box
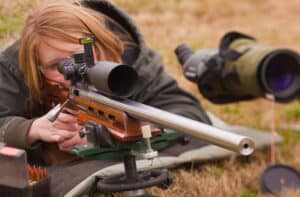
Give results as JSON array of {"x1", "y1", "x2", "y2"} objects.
[
  {"x1": 28, "y1": 108, "x2": 86, "y2": 151},
  {"x1": 57, "y1": 132, "x2": 86, "y2": 151}
]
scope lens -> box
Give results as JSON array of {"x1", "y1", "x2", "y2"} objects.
[
  {"x1": 265, "y1": 63, "x2": 295, "y2": 92},
  {"x1": 263, "y1": 51, "x2": 300, "y2": 94},
  {"x1": 109, "y1": 65, "x2": 138, "y2": 96}
]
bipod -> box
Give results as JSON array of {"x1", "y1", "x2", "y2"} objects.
[
  {"x1": 95, "y1": 125, "x2": 173, "y2": 197},
  {"x1": 95, "y1": 154, "x2": 172, "y2": 197}
]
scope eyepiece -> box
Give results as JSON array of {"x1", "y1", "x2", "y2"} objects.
[
  {"x1": 57, "y1": 59, "x2": 85, "y2": 83},
  {"x1": 175, "y1": 44, "x2": 194, "y2": 65}
]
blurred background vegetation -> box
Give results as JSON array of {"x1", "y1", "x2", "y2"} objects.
[{"x1": 1, "y1": 0, "x2": 300, "y2": 196}]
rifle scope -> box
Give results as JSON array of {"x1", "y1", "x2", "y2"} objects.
[
  {"x1": 56, "y1": 36, "x2": 138, "y2": 98},
  {"x1": 57, "y1": 58, "x2": 138, "y2": 98}
]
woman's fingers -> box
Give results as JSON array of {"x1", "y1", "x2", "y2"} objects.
[
  {"x1": 52, "y1": 111, "x2": 80, "y2": 131},
  {"x1": 56, "y1": 112, "x2": 78, "y2": 124},
  {"x1": 53, "y1": 121, "x2": 79, "y2": 131},
  {"x1": 62, "y1": 108, "x2": 78, "y2": 116},
  {"x1": 58, "y1": 134, "x2": 87, "y2": 151},
  {"x1": 51, "y1": 129, "x2": 76, "y2": 141},
  {"x1": 46, "y1": 134, "x2": 62, "y2": 143},
  {"x1": 28, "y1": 110, "x2": 82, "y2": 144}
]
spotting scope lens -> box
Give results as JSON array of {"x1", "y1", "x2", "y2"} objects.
[
  {"x1": 260, "y1": 50, "x2": 300, "y2": 101},
  {"x1": 265, "y1": 62, "x2": 294, "y2": 92}
]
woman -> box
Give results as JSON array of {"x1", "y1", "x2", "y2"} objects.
[{"x1": 0, "y1": 0, "x2": 211, "y2": 160}]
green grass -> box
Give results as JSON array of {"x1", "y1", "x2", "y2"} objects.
[
  {"x1": 281, "y1": 130, "x2": 300, "y2": 152},
  {"x1": 0, "y1": 5, "x2": 26, "y2": 39},
  {"x1": 283, "y1": 102, "x2": 300, "y2": 121},
  {"x1": 239, "y1": 188, "x2": 257, "y2": 197},
  {"x1": 223, "y1": 104, "x2": 241, "y2": 116},
  {"x1": 214, "y1": 165, "x2": 225, "y2": 177}
]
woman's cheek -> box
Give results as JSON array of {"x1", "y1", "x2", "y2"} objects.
[{"x1": 45, "y1": 71, "x2": 71, "y2": 89}]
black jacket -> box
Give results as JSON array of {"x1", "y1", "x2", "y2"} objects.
[{"x1": 0, "y1": 0, "x2": 211, "y2": 151}]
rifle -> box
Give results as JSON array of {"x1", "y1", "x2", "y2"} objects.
[{"x1": 41, "y1": 37, "x2": 255, "y2": 165}]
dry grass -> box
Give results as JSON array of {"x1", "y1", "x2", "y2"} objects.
[
  {"x1": 1, "y1": 0, "x2": 300, "y2": 196},
  {"x1": 148, "y1": 149, "x2": 300, "y2": 197}
]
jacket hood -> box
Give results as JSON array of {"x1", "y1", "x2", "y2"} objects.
[
  {"x1": 81, "y1": 0, "x2": 165, "y2": 85},
  {"x1": 81, "y1": 0, "x2": 146, "y2": 63}
]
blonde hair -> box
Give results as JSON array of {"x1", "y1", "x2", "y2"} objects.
[{"x1": 19, "y1": 2, "x2": 129, "y2": 108}]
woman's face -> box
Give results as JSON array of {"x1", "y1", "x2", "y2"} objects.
[{"x1": 38, "y1": 37, "x2": 84, "y2": 89}]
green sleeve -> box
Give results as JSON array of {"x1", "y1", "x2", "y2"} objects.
[{"x1": 1, "y1": 117, "x2": 37, "y2": 149}]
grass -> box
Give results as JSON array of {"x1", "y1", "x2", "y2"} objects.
[
  {"x1": 2, "y1": 0, "x2": 300, "y2": 196},
  {"x1": 0, "y1": 11, "x2": 23, "y2": 37},
  {"x1": 0, "y1": 0, "x2": 36, "y2": 48},
  {"x1": 283, "y1": 102, "x2": 300, "y2": 121}
]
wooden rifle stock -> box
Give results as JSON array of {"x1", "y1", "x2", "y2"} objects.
[{"x1": 42, "y1": 81, "x2": 160, "y2": 165}]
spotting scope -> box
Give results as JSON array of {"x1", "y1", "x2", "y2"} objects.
[{"x1": 175, "y1": 31, "x2": 300, "y2": 103}]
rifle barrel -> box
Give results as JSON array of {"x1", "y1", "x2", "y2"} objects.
[{"x1": 75, "y1": 88, "x2": 254, "y2": 156}]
